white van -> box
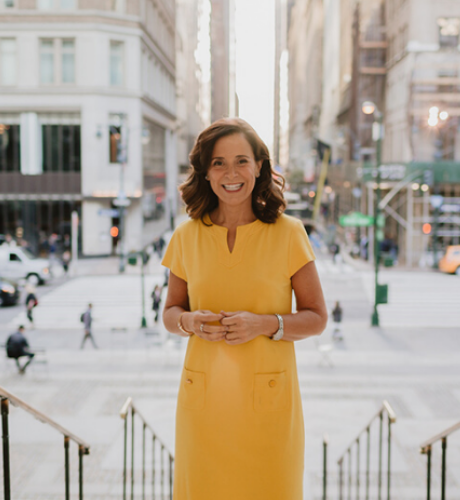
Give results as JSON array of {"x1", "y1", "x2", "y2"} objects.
[{"x1": 0, "y1": 246, "x2": 51, "y2": 285}]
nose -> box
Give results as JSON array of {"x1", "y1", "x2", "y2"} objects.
[{"x1": 225, "y1": 164, "x2": 237, "y2": 179}]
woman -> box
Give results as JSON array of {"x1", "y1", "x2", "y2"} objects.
[
  {"x1": 162, "y1": 118, "x2": 328, "y2": 500},
  {"x1": 151, "y1": 285, "x2": 163, "y2": 323},
  {"x1": 24, "y1": 284, "x2": 38, "y2": 328}
]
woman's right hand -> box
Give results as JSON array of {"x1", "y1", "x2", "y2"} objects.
[{"x1": 182, "y1": 310, "x2": 227, "y2": 342}]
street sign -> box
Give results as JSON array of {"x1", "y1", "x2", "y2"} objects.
[
  {"x1": 339, "y1": 212, "x2": 374, "y2": 227},
  {"x1": 113, "y1": 198, "x2": 131, "y2": 207},
  {"x1": 98, "y1": 209, "x2": 120, "y2": 217}
]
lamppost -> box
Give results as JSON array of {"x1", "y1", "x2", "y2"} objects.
[
  {"x1": 362, "y1": 101, "x2": 385, "y2": 327},
  {"x1": 430, "y1": 194, "x2": 444, "y2": 269}
]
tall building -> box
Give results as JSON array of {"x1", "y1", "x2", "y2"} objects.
[
  {"x1": 0, "y1": 0, "x2": 178, "y2": 257},
  {"x1": 210, "y1": 0, "x2": 237, "y2": 122}
]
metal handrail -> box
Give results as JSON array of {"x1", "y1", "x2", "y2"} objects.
[
  {"x1": 120, "y1": 397, "x2": 174, "y2": 500},
  {"x1": 420, "y1": 419, "x2": 460, "y2": 500},
  {"x1": 0, "y1": 385, "x2": 90, "y2": 500},
  {"x1": 329, "y1": 400, "x2": 396, "y2": 500}
]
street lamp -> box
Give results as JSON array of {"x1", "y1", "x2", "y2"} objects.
[
  {"x1": 362, "y1": 101, "x2": 386, "y2": 327},
  {"x1": 430, "y1": 194, "x2": 444, "y2": 269}
]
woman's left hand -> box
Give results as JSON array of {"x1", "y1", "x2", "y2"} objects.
[{"x1": 220, "y1": 310, "x2": 266, "y2": 345}]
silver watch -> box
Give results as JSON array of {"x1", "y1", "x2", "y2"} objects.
[{"x1": 272, "y1": 314, "x2": 284, "y2": 341}]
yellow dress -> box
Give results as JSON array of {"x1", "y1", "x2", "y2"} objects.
[{"x1": 162, "y1": 213, "x2": 315, "y2": 500}]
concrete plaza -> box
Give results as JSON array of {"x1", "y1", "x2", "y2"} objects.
[{"x1": 1, "y1": 253, "x2": 459, "y2": 499}]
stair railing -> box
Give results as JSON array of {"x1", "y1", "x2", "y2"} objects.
[
  {"x1": 323, "y1": 400, "x2": 396, "y2": 500},
  {"x1": 0, "y1": 385, "x2": 90, "y2": 500},
  {"x1": 420, "y1": 419, "x2": 460, "y2": 500},
  {"x1": 120, "y1": 397, "x2": 174, "y2": 500}
]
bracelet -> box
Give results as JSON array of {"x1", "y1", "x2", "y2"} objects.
[{"x1": 177, "y1": 312, "x2": 194, "y2": 336}]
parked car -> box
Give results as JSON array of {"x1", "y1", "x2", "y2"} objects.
[
  {"x1": 0, "y1": 277, "x2": 20, "y2": 306},
  {"x1": 0, "y1": 246, "x2": 51, "y2": 285},
  {"x1": 439, "y1": 245, "x2": 460, "y2": 275}
]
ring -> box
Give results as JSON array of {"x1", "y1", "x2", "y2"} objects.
[{"x1": 200, "y1": 324, "x2": 204, "y2": 333}]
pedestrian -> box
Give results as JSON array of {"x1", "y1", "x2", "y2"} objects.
[
  {"x1": 80, "y1": 303, "x2": 97, "y2": 349},
  {"x1": 24, "y1": 284, "x2": 38, "y2": 328},
  {"x1": 151, "y1": 285, "x2": 163, "y2": 323},
  {"x1": 6, "y1": 325, "x2": 35, "y2": 374},
  {"x1": 330, "y1": 241, "x2": 341, "y2": 263},
  {"x1": 162, "y1": 118, "x2": 328, "y2": 499},
  {"x1": 331, "y1": 301, "x2": 343, "y2": 341},
  {"x1": 62, "y1": 250, "x2": 71, "y2": 275}
]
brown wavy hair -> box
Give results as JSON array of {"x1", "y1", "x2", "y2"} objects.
[{"x1": 180, "y1": 118, "x2": 286, "y2": 223}]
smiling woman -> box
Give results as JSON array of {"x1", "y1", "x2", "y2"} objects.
[
  {"x1": 180, "y1": 118, "x2": 285, "y2": 223},
  {"x1": 162, "y1": 117, "x2": 328, "y2": 500}
]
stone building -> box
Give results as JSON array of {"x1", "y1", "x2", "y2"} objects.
[{"x1": 0, "y1": 0, "x2": 178, "y2": 257}]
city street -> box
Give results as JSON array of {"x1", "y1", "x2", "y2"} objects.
[{"x1": 1, "y1": 252, "x2": 459, "y2": 499}]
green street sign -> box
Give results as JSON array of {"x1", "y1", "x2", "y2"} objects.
[
  {"x1": 339, "y1": 212, "x2": 374, "y2": 227},
  {"x1": 377, "y1": 214, "x2": 385, "y2": 228}
]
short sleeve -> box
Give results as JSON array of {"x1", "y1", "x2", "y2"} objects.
[
  {"x1": 161, "y1": 230, "x2": 187, "y2": 282},
  {"x1": 288, "y1": 219, "x2": 316, "y2": 277}
]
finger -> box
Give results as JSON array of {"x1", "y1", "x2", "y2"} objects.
[
  {"x1": 200, "y1": 324, "x2": 227, "y2": 334},
  {"x1": 224, "y1": 332, "x2": 240, "y2": 341},
  {"x1": 198, "y1": 312, "x2": 224, "y2": 322},
  {"x1": 220, "y1": 310, "x2": 240, "y2": 317},
  {"x1": 220, "y1": 317, "x2": 238, "y2": 326},
  {"x1": 225, "y1": 337, "x2": 242, "y2": 345}
]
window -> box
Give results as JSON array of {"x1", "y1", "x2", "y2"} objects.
[
  {"x1": 40, "y1": 39, "x2": 75, "y2": 84},
  {"x1": 1, "y1": 0, "x2": 15, "y2": 8},
  {"x1": 108, "y1": 114, "x2": 125, "y2": 164},
  {"x1": 0, "y1": 123, "x2": 20, "y2": 172},
  {"x1": 110, "y1": 41, "x2": 124, "y2": 86},
  {"x1": 38, "y1": 0, "x2": 76, "y2": 9},
  {"x1": 9, "y1": 253, "x2": 21, "y2": 262},
  {"x1": 0, "y1": 39, "x2": 16, "y2": 85},
  {"x1": 42, "y1": 125, "x2": 81, "y2": 172},
  {"x1": 62, "y1": 40, "x2": 75, "y2": 83},
  {"x1": 438, "y1": 18, "x2": 460, "y2": 48}
]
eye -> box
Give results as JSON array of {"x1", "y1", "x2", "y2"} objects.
[
  {"x1": 238, "y1": 158, "x2": 248, "y2": 164},
  {"x1": 212, "y1": 160, "x2": 224, "y2": 167}
]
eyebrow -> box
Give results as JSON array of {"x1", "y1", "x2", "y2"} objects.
[{"x1": 211, "y1": 155, "x2": 250, "y2": 160}]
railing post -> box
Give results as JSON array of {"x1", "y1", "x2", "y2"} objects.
[
  {"x1": 378, "y1": 411, "x2": 383, "y2": 500},
  {"x1": 356, "y1": 437, "x2": 360, "y2": 500},
  {"x1": 322, "y1": 435, "x2": 328, "y2": 500},
  {"x1": 64, "y1": 436, "x2": 70, "y2": 500},
  {"x1": 1, "y1": 397, "x2": 11, "y2": 500},
  {"x1": 426, "y1": 446, "x2": 431, "y2": 500},
  {"x1": 441, "y1": 438, "x2": 447, "y2": 500},
  {"x1": 161, "y1": 444, "x2": 165, "y2": 500},
  {"x1": 338, "y1": 459, "x2": 343, "y2": 500},
  {"x1": 123, "y1": 411, "x2": 128, "y2": 500},
  {"x1": 142, "y1": 423, "x2": 146, "y2": 500},
  {"x1": 169, "y1": 454, "x2": 174, "y2": 500},
  {"x1": 347, "y1": 448, "x2": 352, "y2": 500},
  {"x1": 365, "y1": 427, "x2": 370, "y2": 500},
  {"x1": 152, "y1": 435, "x2": 156, "y2": 500},
  {"x1": 79, "y1": 445, "x2": 85, "y2": 500},
  {"x1": 131, "y1": 407, "x2": 135, "y2": 500},
  {"x1": 387, "y1": 415, "x2": 392, "y2": 500}
]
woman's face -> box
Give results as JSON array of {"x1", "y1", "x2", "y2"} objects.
[{"x1": 207, "y1": 133, "x2": 262, "y2": 210}]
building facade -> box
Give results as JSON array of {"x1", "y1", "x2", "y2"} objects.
[{"x1": 0, "y1": 0, "x2": 178, "y2": 257}]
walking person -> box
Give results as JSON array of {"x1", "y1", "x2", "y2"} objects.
[
  {"x1": 331, "y1": 301, "x2": 343, "y2": 341},
  {"x1": 6, "y1": 326, "x2": 35, "y2": 374},
  {"x1": 24, "y1": 284, "x2": 38, "y2": 328},
  {"x1": 151, "y1": 285, "x2": 163, "y2": 323},
  {"x1": 80, "y1": 303, "x2": 97, "y2": 349},
  {"x1": 162, "y1": 118, "x2": 328, "y2": 500}
]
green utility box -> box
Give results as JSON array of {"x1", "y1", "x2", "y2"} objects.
[
  {"x1": 376, "y1": 284, "x2": 388, "y2": 304},
  {"x1": 127, "y1": 255, "x2": 137, "y2": 266}
]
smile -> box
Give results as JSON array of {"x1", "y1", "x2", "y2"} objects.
[{"x1": 222, "y1": 183, "x2": 244, "y2": 192}]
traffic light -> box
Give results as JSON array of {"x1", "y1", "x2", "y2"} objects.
[
  {"x1": 422, "y1": 223, "x2": 432, "y2": 235},
  {"x1": 110, "y1": 226, "x2": 119, "y2": 238}
]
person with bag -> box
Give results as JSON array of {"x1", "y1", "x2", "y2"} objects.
[
  {"x1": 161, "y1": 118, "x2": 328, "y2": 500},
  {"x1": 24, "y1": 284, "x2": 38, "y2": 328},
  {"x1": 151, "y1": 285, "x2": 163, "y2": 323},
  {"x1": 80, "y1": 303, "x2": 97, "y2": 349}
]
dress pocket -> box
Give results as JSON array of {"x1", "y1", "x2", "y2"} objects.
[
  {"x1": 253, "y1": 371, "x2": 288, "y2": 412},
  {"x1": 179, "y1": 368, "x2": 206, "y2": 410}
]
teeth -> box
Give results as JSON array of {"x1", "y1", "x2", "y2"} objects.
[{"x1": 223, "y1": 183, "x2": 243, "y2": 191}]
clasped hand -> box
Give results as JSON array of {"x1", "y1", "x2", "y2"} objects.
[{"x1": 184, "y1": 310, "x2": 263, "y2": 345}]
